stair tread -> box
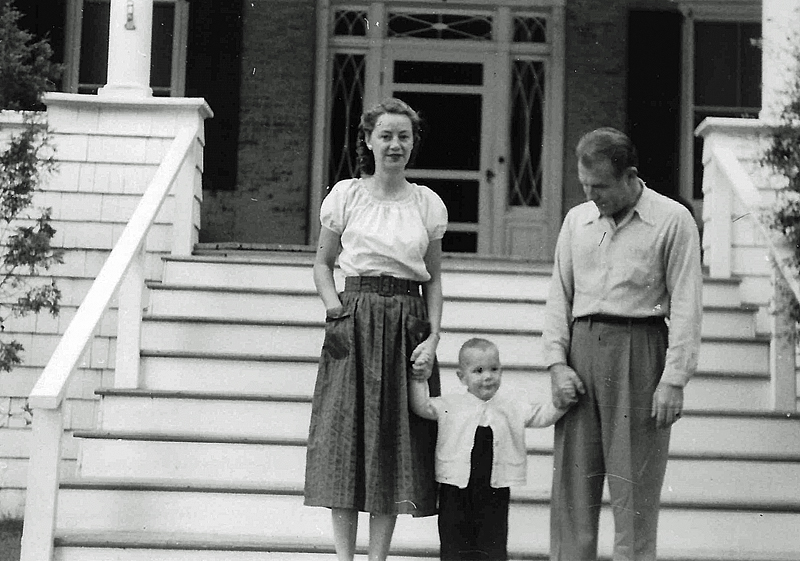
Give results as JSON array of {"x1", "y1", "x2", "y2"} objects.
[
  {"x1": 52, "y1": 529, "x2": 792, "y2": 561},
  {"x1": 58, "y1": 476, "x2": 800, "y2": 512}
]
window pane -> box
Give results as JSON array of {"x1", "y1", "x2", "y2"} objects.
[
  {"x1": 422, "y1": 178, "x2": 479, "y2": 223},
  {"x1": 740, "y1": 22, "x2": 762, "y2": 109},
  {"x1": 328, "y1": 54, "x2": 365, "y2": 184},
  {"x1": 510, "y1": 60, "x2": 545, "y2": 207},
  {"x1": 694, "y1": 22, "x2": 738, "y2": 107},
  {"x1": 79, "y1": 2, "x2": 110, "y2": 92},
  {"x1": 151, "y1": 4, "x2": 175, "y2": 90},
  {"x1": 442, "y1": 232, "x2": 477, "y2": 253},
  {"x1": 396, "y1": 91, "x2": 481, "y2": 171},
  {"x1": 394, "y1": 61, "x2": 483, "y2": 86}
]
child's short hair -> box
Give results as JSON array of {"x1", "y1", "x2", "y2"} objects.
[{"x1": 458, "y1": 337, "x2": 498, "y2": 367}]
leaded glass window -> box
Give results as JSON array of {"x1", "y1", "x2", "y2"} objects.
[
  {"x1": 509, "y1": 59, "x2": 545, "y2": 207},
  {"x1": 388, "y1": 12, "x2": 492, "y2": 40},
  {"x1": 513, "y1": 15, "x2": 547, "y2": 43},
  {"x1": 333, "y1": 9, "x2": 368, "y2": 36},
  {"x1": 328, "y1": 53, "x2": 366, "y2": 184}
]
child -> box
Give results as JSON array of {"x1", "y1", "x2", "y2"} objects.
[{"x1": 409, "y1": 337, "x2": 575, "y2": 561}]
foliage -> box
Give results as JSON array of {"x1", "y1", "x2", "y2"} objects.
[
  {"x1": 0, "y1": 0, "x2": 61, "y2": 111},
  {"x1": 762, "y1": 34, "x2": 800, "y2": 325},
  {"x1": 0, "y1": 0, "x2": 63, "y2": 426}
]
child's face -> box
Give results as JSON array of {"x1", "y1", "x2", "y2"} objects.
[{"x1": 458, "y1": 346, "x2": 502, "y2": 401}]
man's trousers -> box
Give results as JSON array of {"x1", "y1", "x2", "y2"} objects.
[{"x1": 550, "y1": 318, "x2": 672, "y2": 561}]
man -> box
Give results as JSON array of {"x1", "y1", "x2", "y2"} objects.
[{"x1": 544, "y1": 127, "x2": 702, "y2": 561}]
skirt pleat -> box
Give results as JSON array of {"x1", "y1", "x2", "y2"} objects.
[{"x1": 304, "y1": 289, "x2": 439, "y2": 516}]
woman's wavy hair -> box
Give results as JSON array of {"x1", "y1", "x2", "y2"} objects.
[{"x1": 356, "y1": 97, "x2": 423, "y2": 176}]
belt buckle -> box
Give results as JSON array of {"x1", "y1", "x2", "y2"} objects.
[{"x1": 378, "y1": 275, "x2": 394, "y2": 297}]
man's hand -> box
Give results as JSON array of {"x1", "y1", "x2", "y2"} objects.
[
  {"x1": 651, "y1": 383, "x2": 684, "y2": 428},
  {"x1": 550, "y1": 363, "x2": 585, "y2": 409}
]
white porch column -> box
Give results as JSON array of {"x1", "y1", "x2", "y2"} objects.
[
  {"x1": 760, "y1": 0, "x2": 800, "y2": 122},
  {"x1": 98, "y1": 0, "x2": 154, "y2": 98}
]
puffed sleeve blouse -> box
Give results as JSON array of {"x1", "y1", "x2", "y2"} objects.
[{"x1": 319, "y1": 178, "x2": 448, "y2": 282}]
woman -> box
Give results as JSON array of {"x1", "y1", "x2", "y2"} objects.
[{"x1": 304, "y1": 97, "x2": 447, "y2": 560}]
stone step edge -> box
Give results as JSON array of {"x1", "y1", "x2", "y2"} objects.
[
  {"x1": 144, "y1": 282, "x2": 761, "y2": 313},
  {"x1": 53, "y1": 529, "x2": 784, "y2": 561},
  {"x1": 138, "y1": 350, "x2": 771, "y2": 381},
  {"x1": 71, "y1": 429, "x2": 800, "y2": 464},
  {"x1": 56, "y1": 477, "x2": 800, "y2": 513},
  {"x1": 144, "y1": 281, "x2": 546, "y2": 304},
  {"x1": 98, "y1": 389, "x2": 800, "y2": 422},
  {"x1": 141, "y1": 315, "x2": 771, "y2": 344}
]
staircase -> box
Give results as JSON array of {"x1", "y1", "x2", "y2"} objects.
[{"x1": 50, "y1": 250, "x2": 800, "y2": 561}]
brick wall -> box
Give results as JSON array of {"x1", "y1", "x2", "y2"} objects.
[
  {"x1": 201, "y1": 0, "x2": 317, "y2": 245},
  {"x1": 561, "y1": 0, "x2": 630, "y2": 213}
]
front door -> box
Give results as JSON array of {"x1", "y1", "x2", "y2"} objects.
[
  {"x1": 312, "y1": 2, "x2": 566, "y2": 261},
  {"x1": 383, "y1": 48, "x2": 494, "y2": 253}
]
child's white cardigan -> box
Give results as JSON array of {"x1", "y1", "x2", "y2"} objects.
[{"x1": 429, "y1": 390, "x2": 566, "y2": 489}]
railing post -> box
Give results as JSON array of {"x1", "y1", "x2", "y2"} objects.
[
  {"x1": 704, "y1": 157, "x2": 733, "y2": 279},
  {"x1": 115, "y1": 243, "x2": 144, "y2": 388},
  {"x1": 20, "y1": 407, "x2": 64, "y2": 561},
  {"x1": 171, "y1": 143, "x2": 197, "y2": 257},
  {"x1": 771, "y1": 260, "x2": 798, "y2": 412}
]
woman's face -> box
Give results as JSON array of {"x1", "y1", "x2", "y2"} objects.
[{"x1": 367, "y1": 113, "x2": 414, "y2": 173}]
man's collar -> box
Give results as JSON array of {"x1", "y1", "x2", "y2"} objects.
[{"x1": 580, "y1": 179, "x2": 656, "y2": 226}]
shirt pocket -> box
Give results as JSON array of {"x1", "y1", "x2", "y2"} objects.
[{"x1": 614, "y1": 245, "x2": 659, "y2": 288}]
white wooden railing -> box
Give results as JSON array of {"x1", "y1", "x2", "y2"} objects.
[
  {"x1": 703, "y1": 137, "x2": 799, "y2": 412},
  {"x1": 19, "y1": 123, "x2": 200, "y2": 561}
]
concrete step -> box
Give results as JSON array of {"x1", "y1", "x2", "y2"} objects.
[
  {"x1": 139, "y1": 353, "x2": 770, "y2": 412},
  {"x1": 50, "y1": 529, "x2": 800, "y2": 561},
  {"x1": 74, "y1": 434, "x2": 800, "y2": 507},
  {"x1": 139, "y1": 317, "x2": 768, "y2": 372},
  {"x1": 160, "y1": 254, "x2": 743, "y2": 306},
  {"x1": 93, "y1": 389, "x2": 800, "y2": 458},
  {"x1": 146, "y1": 284, "x2": 757, "y2": 337},
  {"x1": 54, "y1": 483, "x2": 800, "y2": 560}
]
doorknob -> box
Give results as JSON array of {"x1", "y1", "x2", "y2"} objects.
[{"x1": 485, "y1": 169, "x2": 495, "y2": 183}]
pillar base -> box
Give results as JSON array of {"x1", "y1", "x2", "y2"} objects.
[{"x1": 98, "y1": 83, "x2": 154, "y2": 99}]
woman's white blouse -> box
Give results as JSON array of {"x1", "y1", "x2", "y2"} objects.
[{"x1": 320, "y1": 178, "x2": 448, "y2": 282}]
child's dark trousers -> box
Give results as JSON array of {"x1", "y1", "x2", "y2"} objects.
[{"x1": 438, "y1": 426, "x2": 510, "y2": 561}]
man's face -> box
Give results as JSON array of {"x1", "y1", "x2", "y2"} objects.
[{"x1": 578, "y1": 158, "x2": 639, "y2": 217}]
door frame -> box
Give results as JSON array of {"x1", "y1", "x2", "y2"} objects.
[
  {"x1": 382, "y1": 46, "x2": 497, "y2": 253},
  {"x1": 310, "y1": 0, "x2": 566, "y2": 260}
]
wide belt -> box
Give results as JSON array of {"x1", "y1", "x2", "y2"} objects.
[
  {"x1": 574, "y1": 314, "x2": 665, "y2": 326},
  {"x1": 344, "y1": 275, "x2": 422, "y2": 297}
]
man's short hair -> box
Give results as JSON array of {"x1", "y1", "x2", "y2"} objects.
[
  {"x1": 458, "y1": 337, "x2": 498, "y2": 368},
  {"x1": 576, "y1": 127, "x2": 638, "y2": 178}
]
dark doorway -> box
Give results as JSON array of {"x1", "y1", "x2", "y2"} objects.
[
  {"x1": 627, "y1": 10, "x2": 683, "y2": 204},
  {"x1": 185, "y1": 0, "x2": 244, "y2": 192}
]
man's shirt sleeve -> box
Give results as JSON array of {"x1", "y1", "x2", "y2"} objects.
[
  {"x1": 661, "y1": 210, "x2": 703, "y2": 386},
  {"x1": 543, "y1": 212, "x2": 575, "y2": 368}
]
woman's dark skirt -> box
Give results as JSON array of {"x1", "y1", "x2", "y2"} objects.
[{"x1": 303, "y1": 287, "x2": 440, "y2": 517}]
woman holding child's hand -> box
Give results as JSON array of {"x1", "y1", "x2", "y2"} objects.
[{"x1": 304, "y1": 98, "x2": 447, "y2": 561}]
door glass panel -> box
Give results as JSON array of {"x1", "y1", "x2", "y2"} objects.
[
  {"x1": 394, "y1": 61, "x2": 483, "y2": 86},
  {"x1": 395, "y1": 91, "x2": 481, "y2": 171},
  {"x1": 442, "y1": 232, "x2": 477, "y2": 253},
  {"x1": 422, "y1": 179, "x2": 479, "y2": 223},
  {"x1": 510, "y1": 59, "x2": 545, "y2": 207},
  {"x1": 328, "y1": 53, "x2": 365, "y2": 185}
]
